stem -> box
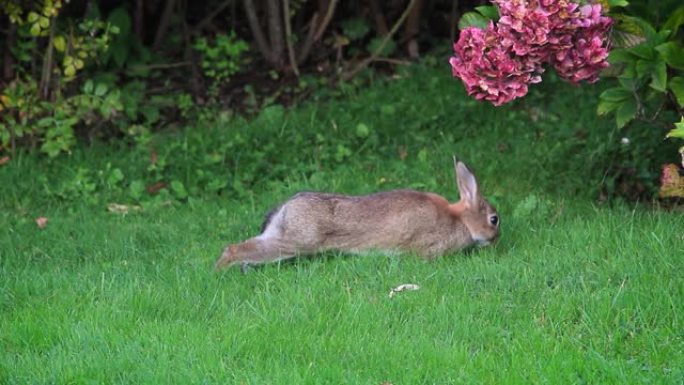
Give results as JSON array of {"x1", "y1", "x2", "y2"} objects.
[
  {"x1": 243, "y1": 0, "x2": 274, "y2": 64},
  {"x1": 153, "y1": 0, "x2": 177, "y2": 51},
  {"x1": 313, "y1": 0, "x2": 338, "y2": 41},
  {"x1": 296, "y1": 0, "x2": 337, "y2": 65},
  {"x1": 40, "y1": 16, "x2": 57, "y2": 100},
  {"x1": 193, "y1": 0, "x2": 233, "y2": 34},
  {"x1": 369, "y1": 0, "x2": 389, "y2": 36},
  {"x1": 134, "y1": 0, "x2": 144, "y2": 42},
  {"x1": 341, "y1": 0, "x2": 419, "y2": 81},
  {"x1": 449, "y1": 0, "x2": 460, "y2": 42},
  {"x1": 3, "y1": 22, "x2": 16, "y2": 80},
  {"x1": 266, "y1": 0, "x2": 284, "y2": 66},
  {"x1": 403, "y1": 0, "x2": 424, "y2": 58},
  {"x1": 283, "y1": 0, "x2": 299, "y2": 76}
]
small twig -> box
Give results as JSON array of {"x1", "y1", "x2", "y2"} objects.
[
  {"x1": 296, "y1": 12, "x2": 319, "y2": 65},
  {"x1": 193, "y1": 0, "x2": 233, "y2": 34},
  {"x1": 369, "y1": 0, "x2": 389, "y2": 36},
  {"x1": 266, "y1": 0, "x2": 284, "y2": 64},
  {"x1": 134, "y1": 0, "x2": 144, "y2": 41},
  {"x1": 153, "y1": 0, "x2": 177, "y2": 51},
  {"x1": 129, "y1": 61, "x2": 191, "y2": 70},
  {"x1": 313, "y1": 0, "x2": 338, "y2": 41},
  {"x1": 297, "y1": 0, "x2": 338, "y2": 65},
  {"x1": 40, "y1": 16, "x2": 57, "y2": 100},
  {"x1": 243, "y1": 0, "x2": 274, "y2": 64},
  {"x1": 283, "y1": 0, "x2": 299, "y2": 76},
  {"x1": 341, "y1": 0, "x2": 418, "y2": 81},
  {"x1": 449, "y1": 0, "x2": 460, "y2": 42},
  {"x1": 370, "y1": 57, "x2": 413, "y2": 66}
]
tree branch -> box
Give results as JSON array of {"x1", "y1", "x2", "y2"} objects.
[
  {"x1": 243, "y1": 0, "x2": 274, "y2": 64},
  {"x1": 3, "y1": 22, "x2": 16, "y2": 80},
  {"x1": 193, "y1": 0, "x2": 233, "y2": 34},
  {"x1": 296, "y1": 11, "x2": 319, "y2": 65},
  {"x1": 296, "y1": 0, "x2": 338, "y2": 65},
  {"x1": 266, "y1": 0, "x2": 284, "y2": 66},
  {"x1": 134, "y1": 0, "x2": 144, "y2": 42},
  {"x1": 40, "y1": 17, "x2": 57, "y2": 100},
  {"x1": 449, "y1": 0, "x2": 460, "y2": 42},
  {"x1": 283, "y1": 0, "x2": 299, "y2": 76},
  {"x1": 153, "y1": 0, "x2": 177, "y2": 51},
  {"x1": 369, "y1": 0, "x2": 389, "y2": 36},
  {"x1": 341, "y1": 0, "x2": 418, "y2": 81},
  {"x1": 403, "y1": 0, "x2": 424, "y2": 58},
  {"x1": 313, "y1": 0, "x2": 338, "y2": 41}
]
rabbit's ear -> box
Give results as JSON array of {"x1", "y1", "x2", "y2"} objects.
[{"x1": 455, "y1": 161, "x2": 479, "y2": 205}]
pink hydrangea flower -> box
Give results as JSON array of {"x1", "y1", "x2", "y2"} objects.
[
  {"x1": 450, "y1": 23, "x2": 543, "y2": 106},
  {"x1": 450, "y1": 0, "x2": 612, "y2": 105},
  {"x1": 552, "y1": 4, "x2": 612, "y2": 83}
]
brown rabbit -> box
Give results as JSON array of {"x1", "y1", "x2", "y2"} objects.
[{"x1": 215, "y1": 158, "x2": 499, "y2": 270}]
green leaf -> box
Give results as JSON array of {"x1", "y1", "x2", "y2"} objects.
[
  {"x1": 129, "y1": 180, "x2": 145, "y2": 201},
  {"x1": 608, "y1": 48, "x2": 634, "y2": 63},
  {"x1": 53, "y1": 35, "x2": 66, "y2": 52},
  {"x1": 366, "y1": 37, "x2": 396, "y2": 57},
  {"x1": 29, "y1": 23, "x2": 41, "y2": 37},
  {"x1": 107, "y1": 6, "x2": 131, "y2": 37},
  {"x1": 474, "y1": 5, "x2": 499, "y2": 20},
  {"x1": 140, "y1": 105, "x2": 160, "y2": 124},
  {"x1": 636, "y1": 59, "x2": 657, "y2": 79},
  {"x1": 597, "y1": 100, "x2": 622, "y2": 116},
  {"x1": 458, "y1": 12, "x2": 489, "y2": 30},
  {"x1": 64, "y1": 65, "x2": 76, "y2": 77},
  {"x1": 599, "y1": 87, "x2": 631, "y2": 102},
  {"x1": 662, "y1": 5, "x2": 684, "y2": 38},
  {"x1": 669, "y1": 77, "x2": 684, "y2": 107},
  {"x1": 107, "y1": 168, "x2": 124, "y2": 186},
  {"x1": 650, "y1": 60, "x2": 667, "y2": 91},
  {"x1": 614, "y1": 15, "x2": 656, "y2": 41},
  {"x1": 109, "y1": 40, "x2": 130, "y2": 68},
  {"x1": 27, "y1": 12, "x2": 39, "y2": 23},
  {"x1": 608, "y1": 0, "x2": 629, "y2": 7},
  {"x1": 83, "y1": 80, "x2": 94, "y2": 94},
  {"x1": 610, "y1": 30, "x2": 645, "y2": 49},
  {"x1": 341, "y1": 18, "x2": 370, "y2": 41},
  {"x1": 666, "y1": 118, "x2": 684, "y2": 139},
  {"x1": 355, "y1": 123, "x2": 370, "y2": 138},
  {"x1": 655, "y1": 42, "x2": 684, "y2": 70},
  {"x1": 171, "y1": 180, "x2": 188, "y2": 199},
  {"x1": 616, "y1": 98, "x2": 637, "y2": 128},
  {"x1": 630, "y1": 45, "x2": 656, "y2": 60},
  {"x1": 94, "y1": 83, "x2": 108, "y2": 97},
  {"x1": 38, "y1": 16, "x2": 49, "y2": 29}
]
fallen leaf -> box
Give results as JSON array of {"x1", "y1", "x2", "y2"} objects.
[
  {"x1": 35, "y1": 217, "x2": 48, "y2": 229},
  {"x1": 388, "y1": 283, "x2": 420, "y2": 298},
  {"x1": 659, "y1": 163, "x2": 684, "y2": 198},
  {"x1": 398, "y1": 146, "x2": 408, "y2": 160},
  {"x1": 107, "y1": 203, "x2": 142, "y2": 214},
  {"x1": 146, "y1": 181, "x2": 168, "y2": 195},
  {"x1": 0, "y1": 156, "x2": 9, "y2": 166}
]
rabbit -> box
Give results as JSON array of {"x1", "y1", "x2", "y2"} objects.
[{"x1": 214, "y1": 158, "x2": 499, "y2": 270}]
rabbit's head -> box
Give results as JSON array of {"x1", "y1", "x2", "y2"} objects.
[{"x1": 451, "y1": 160, "x2": 499, "y2": 246}]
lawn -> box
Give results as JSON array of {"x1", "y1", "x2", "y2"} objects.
[{"x1": 1, "y1": 63, "x2": 683, "y2": 384}]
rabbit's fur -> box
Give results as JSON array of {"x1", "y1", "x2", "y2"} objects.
[{"x1": 215, "y1": 160, "x2": 499, "y2": 270}]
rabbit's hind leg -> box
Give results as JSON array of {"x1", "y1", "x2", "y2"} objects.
[{"x1": 214, "y1": 237, "x2": 296, "y2": 270}]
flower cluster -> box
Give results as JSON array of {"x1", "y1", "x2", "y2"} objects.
[{"x1": 450, "y1": 0, "x2": 612, "y2": 106}]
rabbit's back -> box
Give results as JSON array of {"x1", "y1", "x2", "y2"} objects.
[{"x1": 266, "y1": 190, "x2": 471, "y2": 255}]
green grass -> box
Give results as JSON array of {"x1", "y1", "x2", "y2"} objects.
[{"x1": 1, "y1": 63, "x2": 683, "y2": 384}]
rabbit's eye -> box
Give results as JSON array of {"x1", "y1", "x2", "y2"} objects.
[{"x1": 489, "y1": 215, "x2": 499, "y2": 226}]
